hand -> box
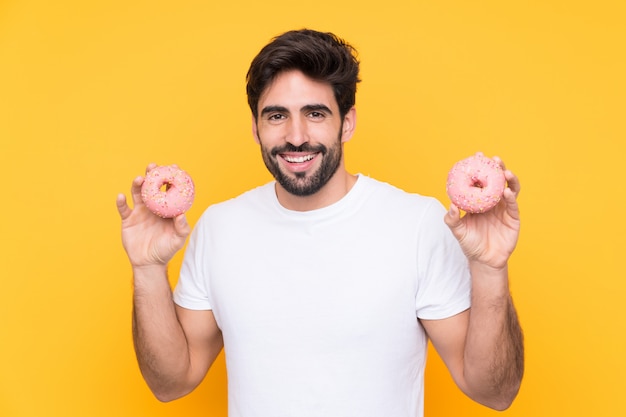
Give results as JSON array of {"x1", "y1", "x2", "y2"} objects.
[
  {"x1": 444, "y1": 156, "x2": 521, "y2": 270},
  {"x1": 116, "y1": 163, "x2": 191, "y2": 268}
]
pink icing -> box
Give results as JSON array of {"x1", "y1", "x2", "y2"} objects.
[
  {"x1": 141, "y1": 165, "x2": 195, "y2": 218},
  {"x1": 446, "y1": 154, "x2": 506, "y2": 213}
]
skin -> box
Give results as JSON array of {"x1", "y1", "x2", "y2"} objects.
[
  {"x1": 252, "y1": 70, "x2": 357, "y2": 211},
  {"x1": 428, "y1": 159, "x2": 524, "y2": 410},
  {"x1": 117, "y1": 71, "x2": 523, "y2": 408},
  {"x1": 116, "y1": 168, "x2": 222, "y2": 401}
]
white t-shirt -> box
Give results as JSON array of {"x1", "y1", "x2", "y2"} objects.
[{"x1": 174, "y1": 175, "x2": 470, "y2": 417}]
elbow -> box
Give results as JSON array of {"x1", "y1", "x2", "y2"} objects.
[
  {"x1": 461, "y1": 373, "x2": 522, "y2": 411},
  {"x1": 148, "y1": 381, "x2": 195, "y2": 403},
  {"x1": 482, "y1": 382, "x2": 522, "y2": 411},
  {"x1": 486, "y1": 398, "x2": 514, "y2": 412},
  {"x1": 140, "y1": 366, "x2": 203, "y2": 402},
  {"x1": 153, "y1": 390, "x2": 185, "y2": 403}
]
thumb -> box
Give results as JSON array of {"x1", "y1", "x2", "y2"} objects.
[
  {"x1": 444, "y1": 204, "x2": 468, "y2": 245},
  {"x1": 174, "y1": 214, "x2": 191, "y2": 238},
  {"x1": 116, "y1": 193, "x2": 131, "y2": 220},
  {"x1": 444, "y1": 204, "x2": 462, "y2": 231}
]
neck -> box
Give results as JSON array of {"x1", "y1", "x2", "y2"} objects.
[{"x1": 275, "y1": 168, "x2": 357, "y2": 212}]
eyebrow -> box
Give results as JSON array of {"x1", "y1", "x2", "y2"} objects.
[
  {"x1": 302, "y1": 104, "x2": 333, "y2": 115},
  {"x1": 260, "y1": 105, "x2": 288, "y2": 117},
  {"x1": 260, "y1": 104, "x2": 334, "y2": 117}
]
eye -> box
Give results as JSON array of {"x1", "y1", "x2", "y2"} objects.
[
  {"x1": 268, "y1": 113, "x2": 286, "y2": 121},
  {"x1": 308, "y1": 111, "x2": 325, "y2": 119}
]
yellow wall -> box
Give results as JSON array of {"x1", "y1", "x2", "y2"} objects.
[{"x1": 1, "y1": 1, "x2": 624, "y2": 415}]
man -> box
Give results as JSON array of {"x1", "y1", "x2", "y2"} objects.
[{"x1": 117, "y1": 29, "x2": 524, "y2": 416}]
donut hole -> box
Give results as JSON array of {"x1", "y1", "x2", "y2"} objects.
[
  {"x1": 471, "y1": 177, "x2": 485, "y2": 189},
  {"x1": 160, "y1": 182, "x2": 172, "y2": 192}
]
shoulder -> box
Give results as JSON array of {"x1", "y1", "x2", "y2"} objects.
[
  {"x1": 358, "y1": 175, "x2": 445, "y2": 219},
  {"x1": 195, "y1": 182, "x2": 276, "y2": 228}
]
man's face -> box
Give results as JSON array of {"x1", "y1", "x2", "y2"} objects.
[{"x1": 252, "y1": 70, "x2": 349, "y2": 197}]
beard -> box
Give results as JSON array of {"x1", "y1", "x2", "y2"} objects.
[{"x1": 260, "y1": 132, "x2": 343, "y2": 197}]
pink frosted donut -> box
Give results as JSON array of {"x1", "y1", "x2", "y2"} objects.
[
  {"x1": 141, "y1": 165, "x2": 195, "y2": 218},
  {"x1": 446, "y1": 154, "x2": 506, "y2": 213}
]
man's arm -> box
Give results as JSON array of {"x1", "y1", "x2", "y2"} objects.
[
  {"x1": 423, "y1": 156, "x2": 524, "y2": 410},
  {"x1": 117, "y1": 165, "x2": 223, "y2": 401},
  {"x1": 421, "y1": 264, "x2": 523, "y2": 410},
  {"x1": 132, "y1": 265, "x2": 223, "y2": 402}
]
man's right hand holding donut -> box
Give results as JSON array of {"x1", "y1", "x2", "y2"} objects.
[
  {"x1": 116, "y1": 163, "x2": 191, "y2": 269},
  {"x1": 117, "y1": 165, "x2": 219, "y2": 402}
]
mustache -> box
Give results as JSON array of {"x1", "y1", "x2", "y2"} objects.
[{"x1": 270, "y1": 143, "x2": 327, "y2": 157}]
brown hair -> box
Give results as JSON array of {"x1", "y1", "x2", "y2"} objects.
[{"x1": 246, "y1": 29, "x2": 361, "y2": 120}]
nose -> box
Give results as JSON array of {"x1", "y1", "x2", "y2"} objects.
[{"x1": 285, "y1": 115, "x2": 309, "y2": 147}]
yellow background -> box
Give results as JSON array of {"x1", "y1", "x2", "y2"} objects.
[{"x1": 1, "y1": 0, "x2": 624, "y2": 415}]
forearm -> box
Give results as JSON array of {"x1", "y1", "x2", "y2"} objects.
[
  {"x1": 132, "y1": 265, "x2": 192, "y2": 401},
  {"x1": 463, "y1": 262, "x2": 524, "y2": 410}
]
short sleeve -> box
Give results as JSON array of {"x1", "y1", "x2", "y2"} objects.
[
  {"x1": 173, "y1": 218, "x2": 213, "y2": 310},
  {"x1": 414, "y1": 200, "x2": 471, "y2": 319}
]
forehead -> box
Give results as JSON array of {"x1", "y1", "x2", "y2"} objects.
[{"x1": 258, "y1": 70, "x2": 338, "y2": 111}]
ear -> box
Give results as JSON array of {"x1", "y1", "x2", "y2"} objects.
[
  {"x1": 251, "y1": 113, "x2": 260, "y2": 144},
  {"x1": 341, "y1": 107, "x2": 357, "y2": 143}
]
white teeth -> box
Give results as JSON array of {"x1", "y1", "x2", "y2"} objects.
[{"x1": 283, "y1": 154, "x2": 315, "y2": 163}]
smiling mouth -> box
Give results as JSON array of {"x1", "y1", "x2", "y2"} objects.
[{"x1": 281, "y1": 153, "x2": 318, "y2": 163}]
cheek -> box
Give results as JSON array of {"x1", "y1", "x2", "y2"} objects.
[
  {"x1": 311, "y1": 123, "x2": 341, "y2": 139},
  {"x1": 256, "y1": 123, "x2": 285, "y2": 143}
]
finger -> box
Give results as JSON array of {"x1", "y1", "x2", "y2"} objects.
[
  {"x1": 491, "y1": 155, "x2": 508, "y2": 172},
  {"x1": 130, "y1": 175, "x2": 145, "y2": 206},
  {"x1": 116, "y1": 193, "x2": 131, "y2": 220},
  {"x1": 502, "y1": 187, "x2": 521, "y2": 220},
  {"x1": 504, "y1": 169, "x2": 521, "y2": 197},
  {"x1": 144, "y1": 162, "x2": 158, "y2": 176}
]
